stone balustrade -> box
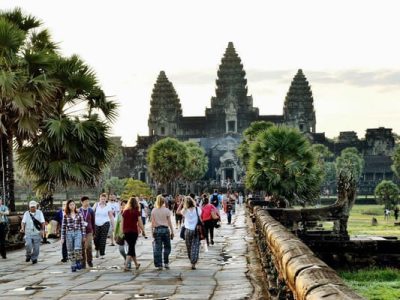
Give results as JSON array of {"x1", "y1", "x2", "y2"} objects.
[{"x1": 251, "y1": 205, "x2": 364, "y2": 299}]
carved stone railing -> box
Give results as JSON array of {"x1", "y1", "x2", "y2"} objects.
[{"x1": 251, "y1": 206, "x2": 364, "y2": 299}]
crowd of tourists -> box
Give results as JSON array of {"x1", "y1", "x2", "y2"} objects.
[{"x1": 0, "y1": 190, "x2": 245, "y2": 272}]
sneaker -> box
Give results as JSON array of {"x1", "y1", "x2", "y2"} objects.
[
  {"x1": 164, "y1": 264, "x2": 170, "y2": 269},
  {"x1": 61, "y1": 258, "x2": 68, "y2": 263},
  {"x1": 26, "y1": 257, "x2": 31, "y2": 262},
  {"x1": 71, "y1": 265, "x2": 77, "y2": 272},
  {"x1": 1, "y1": 255, "x2": 6, "y2": 259},
  {"x1": 32, "y1": 259, "x2": 38, "y2": 264},
  {"x1": 157, "y1": 267, "x2": 163, "y2": 271},
  {"x1": 88, "y1": 262, "x2": 93, "y2": 268},
  {"x1": 211, "y1": 240, "x2": 214, "y2": 245},
  {"x1": 100, "y1": 255, "x2": 105, "y2": 259},
  {"x1": 95, "y1": 251, "x2": 100, "y2": 258},
  {"x1": 191, "y1": 264, "x2": 196, "y2": 270},
  {"x1": 76, "y1": 262, "x2": 82, "y2": 270}
]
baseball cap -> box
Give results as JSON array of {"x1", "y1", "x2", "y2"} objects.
[{"x1": 29, "y1": 201, "x2": 38, "y2": 207}]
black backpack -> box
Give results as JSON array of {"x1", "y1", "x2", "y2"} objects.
[{"x1": 211, "y1": 194, "x2": 219, "y2": 205}]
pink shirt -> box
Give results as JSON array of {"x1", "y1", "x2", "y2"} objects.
[{"x1": 201, "y1": 204, "x2": 215, "y2": 221}]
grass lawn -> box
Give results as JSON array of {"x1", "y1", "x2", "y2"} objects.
[
  {"x1": 348, "y1": 204, "x2": 400, "y2": 238},
  {"x1": 339, "y1": 268, "x2": 400, "y2": 300}
]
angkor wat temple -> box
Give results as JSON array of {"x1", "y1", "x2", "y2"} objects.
[{"x1": 112, "y1": 42, "x2": 397, "y2": 194}]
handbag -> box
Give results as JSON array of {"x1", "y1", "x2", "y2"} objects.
[
  {"x1": 180, "y1": 226, "x2": 186, "y2": 240},
  {"x1": 211, "y1": 208, "x2": 220, "y2": 220},
  {"x1": 195, "y1": 207, "x2": 205, "y2": 240},
  {"x1": 115, "y1": 234, "x2": 125, "y2": 246},
  {"x1": 30, "y1": 213, "x2": 42, "y2": 231}
]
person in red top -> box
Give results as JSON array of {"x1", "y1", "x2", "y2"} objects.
[
  {"x1": 201, "y1": 197, "x2": 219, "y2": 246},
  {"x1": 121, "y1": 197, "x2": 144, "y2": 271}
]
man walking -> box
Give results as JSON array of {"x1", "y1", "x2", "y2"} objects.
[
  {"x1": 20, "y1": 201, "x2": 45, "y2": 264},
  {"x1": 79, "y1": 196, "x2": 95, "y2": 268},
  {"x1": 0, "y1": 197, "x2": 10, "y2": 259}
]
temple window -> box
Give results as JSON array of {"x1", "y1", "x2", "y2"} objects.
[
  {"x1": 228, "y1": 121, "x2": 236, "y2": 132},
  {"x1": 161, "y1": 127, "x2": 165, "y2": 135}
]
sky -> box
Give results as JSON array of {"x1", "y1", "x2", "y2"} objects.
[{"x1": 2, "y1": 0, "x2": 400, "y2": 146}]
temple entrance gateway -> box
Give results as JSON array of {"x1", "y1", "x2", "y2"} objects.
[{"x1": 225, "y1": 168, "x2": 234, "y2": 181}]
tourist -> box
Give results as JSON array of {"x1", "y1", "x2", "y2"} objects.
[
  {"x1": 121, "y1": 196, "x2": 144, "y2": 271},
  {"x1": 53, "y1": 201, "x2": 68, "y2": 262},
  {"x1": 238, "y1": 192, "x2": 244, "y2": 206},
  {"x1": 20, "y1": 201, "x2": 45, "y2": 264},
  {"x1": 201, "y1": 196, "x2": 219, "y2": 246},
  {"x1": 394, "y1": 206, "x2": 399, "y2": 221},
  {"x1": 79, "y1": 196, "x2": 95, "y2": 268},
  {"x1": 93, "y1": 193, "x2": 114, "y2": 259},
  {"x1": 151, "y1": 194, "x2": 174, "y2": 270},
  {"x1": 173, "y1": 195, "x2": 183, "y2": 229},
  {"x1": 61, "y1": 199, "x2": 86, "y2": 272},
  {"x1": 108, "y1": 194, "x2": 120, "y2": 246},
  {"x1": 0, "y1": 197, "x2": 10, "y2": 259},
  {"x1": 139, "y1": 196, "x2": 149, "y2": 230},
  {"x1": 177, "y1": 196, "x2": 202, "y2": 270},
  {"x1": 210, "y1": 190, "x2": 219, "y2": 207},
  {"x1": 114, "y1": 200, "x2": 129, "y2": 268}
]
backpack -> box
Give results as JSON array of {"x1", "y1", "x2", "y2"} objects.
[{"x1": 211, "y1": 194, "x2": 219, "y2": 205}]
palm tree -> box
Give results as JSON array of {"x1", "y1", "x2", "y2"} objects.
[
  {"x1": 0, "y1": 8, "x2": 57, "y2": 210},
  {"x1": 17, "y1": 54, "x2": 118, "y2": 204},
  {"x1": 245, "y1": 125, "x2": 323, "y2": 207}
]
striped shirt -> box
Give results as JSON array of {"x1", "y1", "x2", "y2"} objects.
[{"x1": 61, "y1": 212, "x2": 86, "y2": 239}]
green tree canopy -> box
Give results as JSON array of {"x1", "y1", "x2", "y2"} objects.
[
  {"x1": 104, "y1": 177, "x2": 127, "y2": 196},
  {"x1": 147, "y1": 137, "x2": 188, "y2": 193},
  {"x1": 246, "y1": 125, "x2": 323, "y2": 206},
  {"x1": 392, "y1": 146, "x2": 400, "y2": 179},
  {"x1": 121, "y1": 178, "x2": 152, "y2": 200},
  {"x1": 336, "y1": 147, "x2": 364, "y2": 181},
  {"x1": 237, "y1": 121, "x2": 274, "y2": 168},
  {"x1": 182, "y1": 141, "x2": 208, "y2": 183},
  {"x1": 375, "y1": 180, "x2": 400, "y2": 210}
]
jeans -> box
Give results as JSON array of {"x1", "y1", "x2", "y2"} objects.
[
  {"x1": 203, "y1": 220, "x2": 215, "y2": 246},
  {"x1": 153, "y1": 226, "x2": 171, "y2": 267},
  {"x1": 227, "y1": 210, "x2": 232, "y2": 224},
  {"x1": 66, "y1": 231, "x2": 83, "y2": 266},
  {"x1": 25, "y1": 234, "x2": 41, "y2": 261},
  {"x1": 119, "y1": 242, "x2": 128, "y2": 260}
]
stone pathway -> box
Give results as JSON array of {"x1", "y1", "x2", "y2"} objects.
[{"x1": 0, "y1": 206, "x2": 261, "y2": 300}]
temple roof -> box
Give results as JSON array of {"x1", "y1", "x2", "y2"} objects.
[{"x1": 283, "y1": 69, "x2": 315, "y2": 113}]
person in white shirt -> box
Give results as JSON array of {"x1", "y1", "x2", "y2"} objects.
[
  {"x1": 20, "y1": 201, "x2": 45, "y2": 264},
  {"x1": 108, "y1": 194, "x2": 120, "y2": 246},
  {"x1": 177, "y1": 196, "x2": 202, "y2": 270},
  {"x1": 93, "y1": 193, "x2": 114, "y2": 258}
]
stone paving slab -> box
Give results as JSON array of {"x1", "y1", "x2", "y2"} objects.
[{"x1": 0, "y1": 206, "x2": 261, "y2": 299}]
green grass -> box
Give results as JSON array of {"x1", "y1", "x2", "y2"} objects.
[
  {"x1": 339, "y1": 267, "x2": 400, "y2": 300},
  {"x1": 348, "y1": 205, "x2": 400, "y2": 238}
]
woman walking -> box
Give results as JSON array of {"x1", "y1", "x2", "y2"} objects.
[
  {"x1": 93, "y1": 193, "x2": 114, "y2": 259},
  {"x1": 114, "y1": 200, "x2": 129, "y2": 267},
  {"x1": 121, "y1": 197, "x2": 144, "y2": 271},
  {"x1": 61, "y1": 200, "x2": 86, "y2": 272},
  {"x1": 151, "y1": 194, "x2": 174, "y2": 270},
  {"x1": 178, "y1": 196, "x2": 202, "y2": 270},
  {"x1": 201, "y1": 197, "x2": 219, "y2": 246}
]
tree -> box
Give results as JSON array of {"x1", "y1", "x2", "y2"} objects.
[
  {"x1": 237, "y1": 121, "x2": 274, "y2": 168},
  {"x1": 104, "y1": 177, "x2": 127, "y2": 197},
  {"x1": 245, "y1": 126, "x2": 323, "y2": 207},
  {"x1": 392, "y1": 146, "x2": 400, "y2": 179},
  {"x1": 375, "y1": 180, "x2": 399, "y2": 210},
  {"x1": 147, "y1": 137, "x2": 188, "y2": 194},
  {"x1": 182, "y1": 141, "x2": 208, "y2": 193},
  {"x1": 335, "y1": 147, "x2": 364, "y2": 182},
  {"x1": 0, "y1": 8, "x2": 58, "y2": 210},
  {"x1": 17, "y1": 54, "x2": 118, "y2": 202},
  {"x1": 311, "y1": 144, "x2": 335, "y2": 194},
  {"x1": 121, "y1": 178, "x2": 152, "y2": 200}
]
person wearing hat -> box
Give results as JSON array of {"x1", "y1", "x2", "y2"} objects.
[
  {"x1": 20, "y1": 201, "x2": 45, "y2": 264},
  {"x1": 0, "y1": 196, "x2": 10, "y2": 259}
]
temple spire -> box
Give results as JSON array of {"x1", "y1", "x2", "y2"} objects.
[
  {"x1": 283, "y1": 69, "x2": 316, "y2": 133},
  {"x1": 148, "y1": 71, "x2": 182, "y2": 136},
  {"x1": 215, "y1": 42, "x2": 248, "y2": 101}
]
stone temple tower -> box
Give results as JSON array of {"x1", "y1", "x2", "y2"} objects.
[
  {"x1": 206, "y1": 42, "x2": 258, "y2": 136},
  {"x1": 283, "y1": 69, "x2": 316, "y2": 133},
  {"x1": 148, "y1": 71, "x2": 182, "y2": 137}
]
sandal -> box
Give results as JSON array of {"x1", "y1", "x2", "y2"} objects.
[{"x1": 135, "y1": 263, "x2": 141, "y2": 270}]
